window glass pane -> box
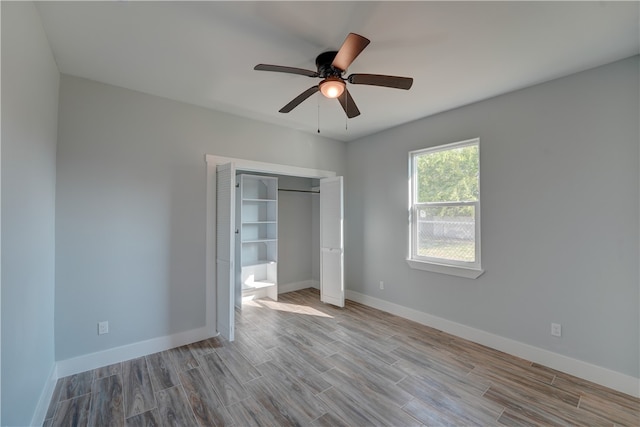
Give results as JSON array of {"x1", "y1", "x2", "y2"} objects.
[
  {"x1": 415, "y1": 144, "x2": 479, "y2": 203},
  {"x1": 416, "y1": 205, "x2": 475, "y2": 262}
]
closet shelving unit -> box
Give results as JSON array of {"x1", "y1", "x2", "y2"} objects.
[{"x1": 237, "y1": 174, "x2": 278, "y2": 301}]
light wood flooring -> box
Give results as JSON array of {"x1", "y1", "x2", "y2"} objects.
[{"x1": 45, "y1": 288, "x2": 639, "y2": 426}]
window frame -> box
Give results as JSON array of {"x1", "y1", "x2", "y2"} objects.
[{"x1": 407, "y1": 138, "x2": 484, "y2": 279}]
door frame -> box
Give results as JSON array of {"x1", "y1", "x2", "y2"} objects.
[{"x1": 205, "y1": 154, "x2": 336, "y2": 336}]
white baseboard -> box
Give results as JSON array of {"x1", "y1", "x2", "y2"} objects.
[
  {"x1": 345, "y1": 290, "x2": 640, "y2": 398},
  {"x1": 278, "y1": 280, "x2": 320, "y2": 294},
  {"x1": 30, "y1": 363, "x2": 58, "y2": 427},
  {"x1": 56, "y1": 326, "x2": 215, "y2": 378}
]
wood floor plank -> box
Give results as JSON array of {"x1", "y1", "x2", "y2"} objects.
[
  {"x1": 52, "y1": 394, "x2": 92, "y2": 427},
  {"x1": 402, "y1": 396, "x2": 480, "y2": 427},
  {"x1": 471, "y1": 364, "x2": 581, "y2": 407},
  {"x1": 387, "y1": 323, "x2": 455, "y2": 349},
  {"x1": 283, "y1": 305, "x2": 339, "y2": 333},
  {"x1": 550, "y1": 369, "x2": 640, "y2": 412},
  {"x1": 335, "y1": 317, "x2": 393, "y2": 342},
  {"x1": 213, "y1": 345, "x2": 262, "y2": 384},
  {"x1": 45, "y1": 378, "x2": 65, "y2": 421},
  {"x1": 392, "y1": 343, "x2": 474, "y2": 381},
  {"x1": 339, "y1": 308, "x2": 401, "y2": 337},
  {"x1": 155, "y1": 385, "x2": 198, "y2": 427},
  {"x1": 317, "y1": 381, "x2": 422, "y2": 427},
  {"x1": 332, "y1": 325, "x2": 397, "y2": 354},
  {"x1": 60, "y1": 370, "x2": 93, "y2": 401},
  {"x1": 89, "y1": 374, "x2": 125, "y2": 427},
  {"x1": 389, "y1": 332, "x2": 476, "y2": 374},
  {"x1": 198, "y1": 351, "x2": 249, "y2": 406},
  {"x1": 497, "y1": 408, "x2": 543, "y2": 427},
  {"x1": 273, "y1": 333, "x2": 335, "y2": 372},
  {"x1": 226, "y1": 397, "x2": 279, "y2": 427},
  {"x1": 322, "y1": 364, "x2": 413, "y2": 408},
  {"x1": 167, "y1": 345, "x2": 199, "y2": 372},
  {"x1": 393, "y1": 357, "x2": 491, "y2": 396},
  {"x1": 188, "y1": 337, "x2": 223, "y2": 357},
  {"x1": 123, "y1": 357, "x2": 157, "y2": 418},
  {"x1": 483, "y1": 384, "x2": 612, "y2": 426},
  {"x1": 397, "y1": 372, "x2": 503, "y2": 425},
  {"x1": 448, "y1": 339, "x2": 554, "y2": 384},
  {"x1": 94, "y1": 362, "x2": 123, "y2": 380},
  {"x1": 282, "y1": 320, "x2": 336, "y2": 348},
  {"x1": 237, "y1": 323, "x2": 285, "y2": 352},
  {"x1": 329, "y1": 346, "x2": 406, "y2": 384},
  {"x1": 227, "y1": 330, "x2": 273, "y2": 366},
  {"x1": 146, "y1": 351, "x2": 180, "y2": 392},
  {"x1": 246, "y1": 360, "x2": 328, "y2": 424},
  {"x1": 310, "y1": 412, "x2": 352, "y2": 427},
  {"x1": 125, "y1": 409, "x2": 161, "y2": 427},
  {"x1": 265, "y1": 347, "x2": 333, "y2": 394},
  {"x1": 453, "y1": 337, "x2": 532, "y2": 365},
  {"x1": 579, "y1": 392, "x2": 640, "y2": 426},
  {"x1": 178, "y1": 367, "x2": 231, "y2": 427},
  {"x1": 330, "y1": 333, "x2": 399, "y2": 366}
]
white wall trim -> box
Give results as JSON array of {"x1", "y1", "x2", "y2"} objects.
[
  {"x1": 205, "y1": 159, "x2": 217, "y2": 336},
  {"x1": 278, "y1": 280, "x2": 320, "y2": 294},
  {"x1": 345, "y1": 290, "x2": 640, "y2": 398},
  {"x1": 56, "y1": 326, "x2": 216, "y2": 378},
  {"x1": 205, "y1": 155, "x2": 336, "y2": 179},
  {"x1": 30, "y1": 363, "x2": 58, "y2": 427}
]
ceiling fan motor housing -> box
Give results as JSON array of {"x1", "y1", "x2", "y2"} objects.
[{"x1": 316, "y1": 51, "x2": 343, "y2": 77}]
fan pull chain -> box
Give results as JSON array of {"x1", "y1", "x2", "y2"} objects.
[{"x1": 317, "y1": 95, "x2": 321, "y2": 133}]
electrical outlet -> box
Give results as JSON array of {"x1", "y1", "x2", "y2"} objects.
[
  {"x1": 379, "y1": 281, "x2": 384, "y2": 290},
  {"x1": 551, "y1": 323, "x2": 561, "y2": 337},
  {"x1": 98, "y1": 321, "x2": 109, "y2": 335}
]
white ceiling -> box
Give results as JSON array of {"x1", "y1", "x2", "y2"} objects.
[{"x1": 36, "y1": 1, "x2": 639, "y2": 142}]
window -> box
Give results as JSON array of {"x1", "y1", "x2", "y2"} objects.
[{"x1": 408, "y1": 138, "x2": 483, "y2": 278}]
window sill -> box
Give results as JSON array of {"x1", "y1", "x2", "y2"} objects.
[{"x1": 406, "y1": 259, "x2": 484, "y2": 279}]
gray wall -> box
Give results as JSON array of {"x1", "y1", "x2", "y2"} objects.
[
  {"x1": 55, "y1": 75, "x2": 346, "y2": 360},
  {"x1": 1, "y1": 2, "x2": 60, "y2": 425},
  {"x1": 276, "y1": 176, "x2": 315, "y2": 287},
  {"x1": 345, "y1": 56, "x2": 639, "y2": 378}
]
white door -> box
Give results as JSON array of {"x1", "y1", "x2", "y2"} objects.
[
  {"x1": 320, "y1": 176, "x2": 344, "y2": 307},
  {"x1": 216, "y1": 163, "x2": 235, "y2": 341}
]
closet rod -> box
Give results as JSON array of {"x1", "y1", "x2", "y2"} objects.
[{"x1": 278, "y1": 188, "x2": 320, "y2": 194}]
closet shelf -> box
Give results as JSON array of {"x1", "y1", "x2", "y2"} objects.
[
  {"x1": 243, "y1": 198, "x2": 276, "y2": 202},
  {"x1": 242, "y1": 239, "x2": 277, "y2": 244},
  {"x1": 242, "y1": 259, "x2": 276, "y2": 267},
  {"x1": 242, "y1": 221, "x2": 276, "y2": 224},
  {"x1": 242, "y1": 281, "x2": 276, "y2": 291}
]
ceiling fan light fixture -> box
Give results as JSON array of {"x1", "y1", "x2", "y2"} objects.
[{"x1": 319, "y1": 77, "x2": 345, "y2": 99}]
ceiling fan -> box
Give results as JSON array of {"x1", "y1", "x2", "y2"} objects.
[{"x1": 254, "y1": 33, "x2": 413, "y2": 119}]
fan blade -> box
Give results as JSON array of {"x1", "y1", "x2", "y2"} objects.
[
  {"x1": 348, "y1": 74, "x2": 413, "y2": 90},
  {"x1": 337, "y1": 89, "x2": 361, "y2": 118},
  {"x1": 279, "y1": 86, "x2": 320, "y2": 113},
  {"x1": 255, "y1": 64, "x2": 318, "y2": 78},
  {"x1": 332, "y1": 33, "x2": 370, "y2": 71}
]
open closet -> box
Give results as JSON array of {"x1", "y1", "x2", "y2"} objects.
[
  {"x1": 207, "y1": 155, "x2": 344, "y2": 341},
  {"x1": 235, "y1": 172, "x2": 321, "y2": 306}
]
